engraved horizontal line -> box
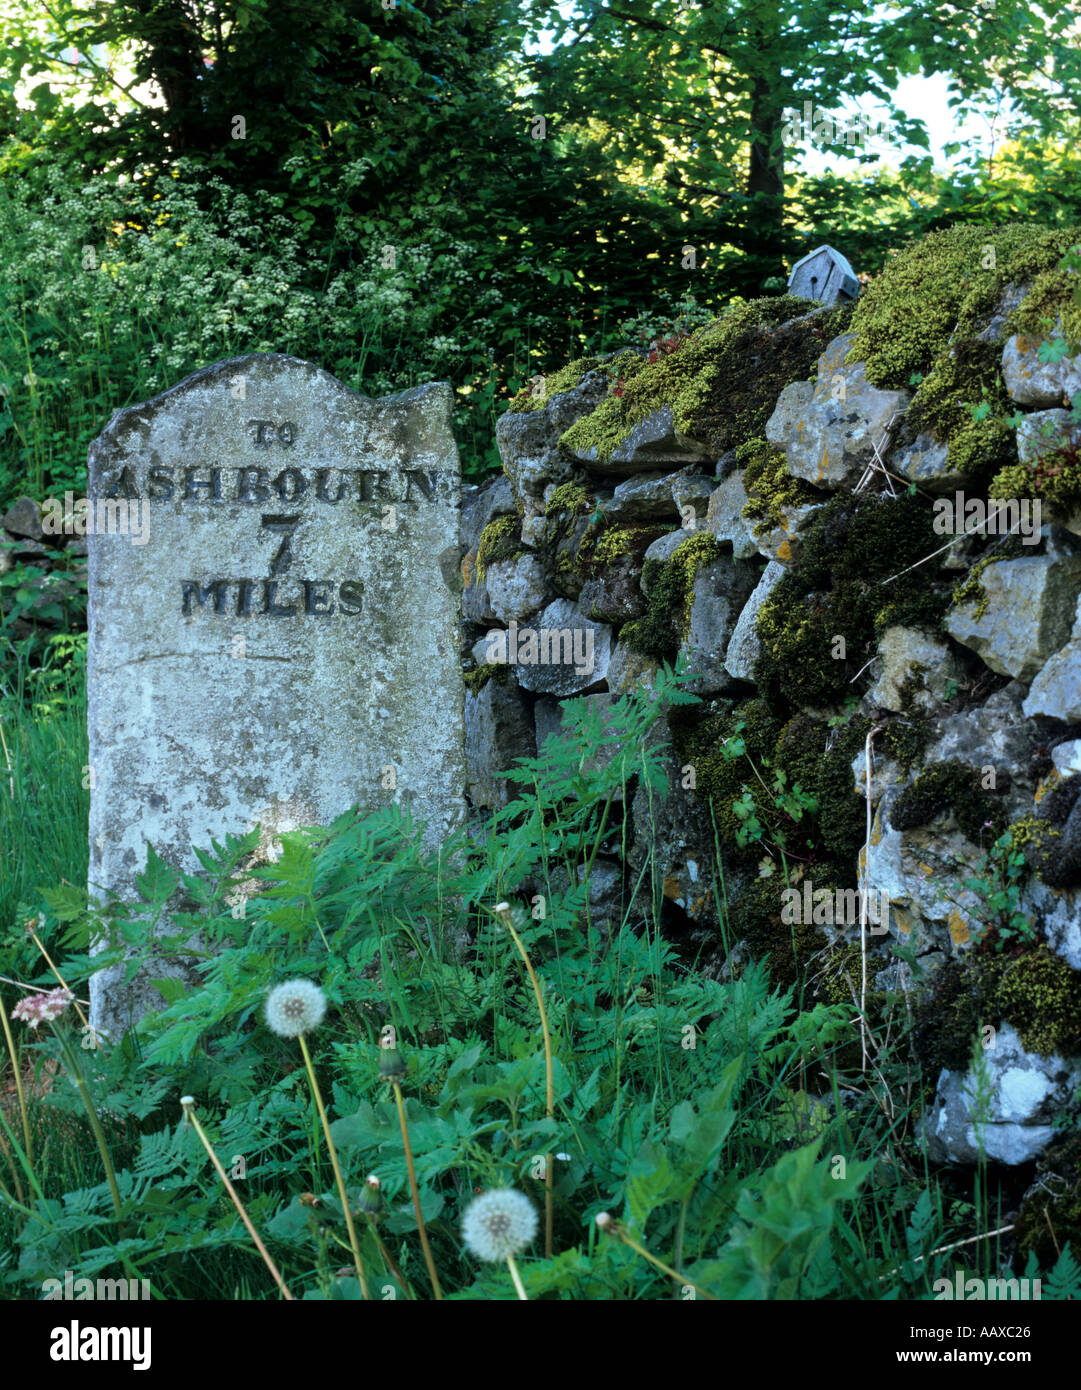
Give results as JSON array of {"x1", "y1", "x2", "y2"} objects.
[{"x1": 100, "y1": 652, "x2": 293, "y2": 670}]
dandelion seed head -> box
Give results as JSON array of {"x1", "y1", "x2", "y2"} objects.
[
  {"x1": 462, "y1": 1188, "x2": 537, "y2": 1262},
  {"x1": 265, "y1": 978, "x2": 326, "y2": 1037}
]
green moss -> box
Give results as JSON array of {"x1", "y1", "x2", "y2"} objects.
[
  {"x1": 773, "y1": 712, "x2": 872, "y2": 876},
  {"x1": 1007, "y1": 813, "x2": 1063, "y2": 887},
  {"x1": 881, "y1": 716, "x2": 933, "y2": 774},
  {"x1": 621, "y1": 532, "x2": 719, "y2": 660},
  {"x1": 912, "y1": 956, "x2": 1005, "y2": 1076},
  {"x1": 753, "y1": 493, "x2": 950, "y2": 711},
  {"x1": 988, "y1": 422, "x2": 1081, "y2": 517},
  {"x1": 589, "y1": 523, "x2": 656, "y2": 566},
  {"x1": 476, "y1": 515, "x2": 524, "y2": 580},
  {"x1": 559, "y1": 296, "x2": 849, "y2": 464},
  {"x1": 891, "y1": 759, "x2": 1008, "y2": 841},
  {"x1": 907, "y1": 336, "x2": 1018, "y2": 483},
  {"x1": 1013, "y1": 266, "x2": 1081, "y2": 349},
  {"x1": 544, "y1": 482, "x2": 591, "y2": 517},
  {"x1": 851, "y1": 223, "x2": 1081, "y2": 390},
  {"x1": 738, "y1": 436, "x2": 819, "y2": 538},
  {"x1": 949, "y1": 554, "x2": 999, "y2": 621},
  {"x1": 463, "y1": 663, "x2": 509, "y2": 695},
  {"x1": 735, "y1": 875, "x2": 826, "y2": 995},
  {"x1": 949, "y1": 540, "x2": 1031, "y2": 621},
  {"x1": 507, "y1": 356, "x2": 601, "y2": 413},
  {"x1": 998, "y1": 946, "x2": 1081, "y2": 1057}
]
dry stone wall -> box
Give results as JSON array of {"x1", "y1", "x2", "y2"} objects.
[{"x1": 460, "y1": 234, "x2": 1081, "y2": 1168}]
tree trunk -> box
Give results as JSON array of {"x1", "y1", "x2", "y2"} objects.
[{"x1": 747, "y1": 72, "x2": 786, "y2": 283}]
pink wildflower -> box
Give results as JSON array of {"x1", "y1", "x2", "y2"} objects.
[{"x1": 12, "y1": 988, "x2": 74, "y2": 1029}]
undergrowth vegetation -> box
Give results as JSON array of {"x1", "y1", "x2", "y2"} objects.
[{"x1": 2, "y1": 666, "x2": 1078, "y2": 1300}]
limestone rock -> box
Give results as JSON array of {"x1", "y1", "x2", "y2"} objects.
[
  {"x1": 511, "y1": 597, "x2": 612, "y2": 696},
  {"x1": 1023, "y1": 636, "x2": 1081, "y2": 723},
  {"x1": 765, "y1": 333, "x2": 910, "y2": 489},
  {"x1": 608, "y1": 471, "x2": 682, "y2": 521},
  {"x1": 606, "y1": 641, "x2": 659, "y2": 697},
  {"x1": 485, "y1": 552, "x2": 548, "y2": 623},
  {"x1": 579, "y1": 554, "x2": 646, "y2": 624},
  {"x1": 642, "y1": 529, "x2": 691, "y2": 577},
  {"x1": 628, "y1": 720, "x2": 718, "y2": 927},
  {"x1": 1016, "y1": 408, "x2": 1072, "y2": 469},
  {"x1": 705, "y1": 471, "x2": 758, "y2": 560},
  {"x1": 868, "y1": 625, "x2": 966, "y2": 712},
  {"x1": 724, "y1": 561, "x2": 786, "y2": 683},
  {"x1": 567, "y1": 404, "x2": 713, "y2": 474},
  {"x1": 496, "y1": 368, "x2": 610, "y2": 512},
  {"x1": 892, "y1": 431, "x2": 968, "y2": 493},
  {"x1": 679, "y1": 555, "x2": 759, "y2": 695},
  {"x1": 460, "y1": 474, "x2": 515, "y2": 554},
  {"x1": 1002, "y1": 331, "x2": 1081, "y2": 408},
  {"x1": 923, "y1": 1022, "x2": 1081, "y2": 1165},
  {"x1": 465, "y1": 678, "x2": 535, "y2": 809},
  {"x1": 671, "y1": 473, "x2": 715, "y2": 522},
  {"x1": 1, "y1": 495, "x2": 43, "y2": 540},
  {"x1": 944, "y1": 539, "x2": 1081, "y2": 681},
  {"x1": 752, "y1": 502, "x2": 822, "y2": 567},
  {"x1": 926, "y1": 683, "x2": 1043, "y2": 812}
]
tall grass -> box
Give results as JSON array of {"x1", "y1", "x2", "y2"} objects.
[{"x1": 0, "y1": 643, "x2": 88, "y2": 934}]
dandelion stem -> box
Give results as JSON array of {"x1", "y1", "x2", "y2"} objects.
[
  {"x1": 493, "y1": 903, "x2": 555, "y2": 1259},
  {"x1": 600, "y1": 1218, "x2": 717, "y2": 1300},
  {"x1": 297, "y1": 1033, "x2": 370, "y2": 1300},
  {"x1": 181, "y1": 1099, "x2": 294, "y2": 1300},
  {"x1": 506, "y1": 1252, "x2": 529, "y2": 1300},
  {"x1": 392, "y1": 1079, "x2": 443, "y2": 1300},
  {"x1": 0, "y1": 994, "x2": 32, "y2": 1171}
]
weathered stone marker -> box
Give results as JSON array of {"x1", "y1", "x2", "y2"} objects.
[{"x1": 87, "y1": 354, "x2": 465, "y2": 1037}]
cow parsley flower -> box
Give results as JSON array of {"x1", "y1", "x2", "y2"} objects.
[
  {"x1": 462, "y1": 1188, "x2": 538, "y2": 1262},
  {"x1": 265, "y1": 979, "x2": 326, "y2": 1037}
]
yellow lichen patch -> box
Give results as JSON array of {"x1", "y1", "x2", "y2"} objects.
[
  {"x1": 663, "y1": 875, "x2": 682, "y2": 901},
  {"x1": 947, "y1": 909, "x2": 970, "y2": 946},
  {"x1": 461, "y1": 551, "x2": 476, "y2": 588},
  {"x1": 776, "y1": 538, "x2": 793, "y2": 562},
  {"x1": 869, "y1": 811, "x2": 885, "y2": 848},
  {"x1": 893, "y1": 904, "x2": 917, "y2": 937},
  {"x1": 1035, "y1": 771, "x2": 1063, "y2": 805}
]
